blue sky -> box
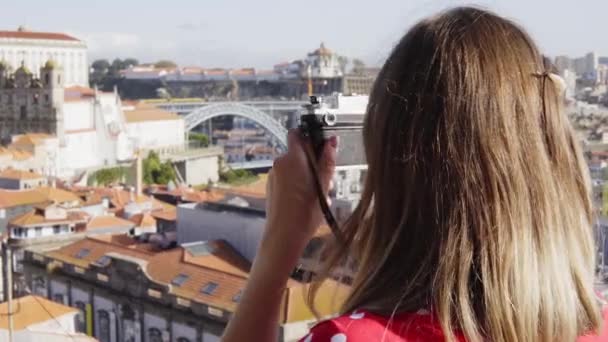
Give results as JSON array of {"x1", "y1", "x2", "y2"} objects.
[{"x1": 3, "y1": 0, "x2": 606, "y2": 68}]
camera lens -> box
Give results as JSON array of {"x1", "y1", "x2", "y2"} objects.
[{"x1": 323, "y1": 113, "x2": 337, "y2": 126}]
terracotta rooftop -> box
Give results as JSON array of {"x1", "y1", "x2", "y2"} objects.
[
  {"x1": 6, "y1": 148, "x2": 33, "y2": 161},
  {"x1": 124, "y1": 107, "x2": 181, "y2": 123},
  {"x1": 9, "y1": 209, "x2": 88, "y2": 227},
  {"x1": 0, "y1": 168, "x2": 45, "y2": 180},
  {"x1": 0, "y1": 295, "x2": 78, "y2": 330},
  {"x1": 0, "y1": 30, "x2": 80, "y2": 42},
  {"x1": 87, "y1": 215, "x2": 135, "y2": 230},
  {"x1": 11, "y1": 133, "x2": 53, "y2": 147},
  {"x1": 129, "y1": 212, "x2": 157, "y2": 227},
  {"x1": 150, "y1": 186, "x2": 225, "y2": 203},
  {"x1": 150, "y1": 209, "x2": 177, "y2": 222},
  {"x1": 0, "y1": 186, "x2": 81, "y2": 209},
  {"x1": 45, "y1": 236, "x2": 252, "y2": 312},
  {"x1": 88, "y1": 188, "x2": 169, "y2": 212}
]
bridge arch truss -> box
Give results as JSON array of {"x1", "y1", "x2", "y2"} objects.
[{"x1": 184, "y1": 103, "x2": 288, "y2": 149}]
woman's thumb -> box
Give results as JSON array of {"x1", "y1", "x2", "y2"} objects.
[{"x1": 319, "y1": 136, "x2": 338, "y2": 192}]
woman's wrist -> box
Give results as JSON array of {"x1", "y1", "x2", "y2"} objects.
[{"x1": 255, "y1": 221, "x2": 310, "y2": 279}]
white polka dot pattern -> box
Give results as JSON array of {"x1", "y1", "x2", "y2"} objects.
[
  {"x1": 416, "y1": 308, "x2": 430, "y2": 315},
  {"x1": 330, "y1": 333, "x2": 347, "y2": 342},
  {"x1": 349, "y1": 311, "x2": 365, "y2": 319}
]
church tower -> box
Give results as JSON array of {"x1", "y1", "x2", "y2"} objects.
[{"x1": 40, "y1": 60, "x2": 65, "y2": 144}]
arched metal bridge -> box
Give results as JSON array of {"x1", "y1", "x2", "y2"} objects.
[{"x1": 183, "y1": 102, "x2": 289, "y2": 149}]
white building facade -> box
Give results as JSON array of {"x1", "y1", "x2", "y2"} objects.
[{"x1": 0, "y1": 27, "x2": 88, "y2": 87}]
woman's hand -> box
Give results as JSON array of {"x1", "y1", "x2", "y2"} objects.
[
  {"x1": 264, "y1": 129, "x2": 337, "y2": 255},
  {"x1": 221, "y1": 129, "x2": 337, "y2": 342}
]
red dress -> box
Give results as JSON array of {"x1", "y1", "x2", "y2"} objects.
[{"x1": 300, "y1": 308, "x2": 608, "y2": 341}]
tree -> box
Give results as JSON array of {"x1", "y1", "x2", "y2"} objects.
[
  {"x1": 109, "y1": 58, "x2": 125, "y2": 77},
  {"x1": 123, "y1": 58, "x2": 139, "y2": 68},
  {"x1": 352, "y1": 58, "x2": 366, "y2": 75},
  {"x1": 154, "y1": 60, "x2": 178, "y2": 69},
  {"x1": 143, "y1": 151, "x2": 176, "y2": 185},
  {"x1": 189, "y1": 132, "x2": 209, "y2": 147},
  {"x1": 91, "y1": 59, "x2": 110, "y2": 73}
]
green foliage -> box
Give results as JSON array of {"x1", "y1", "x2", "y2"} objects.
[
  {"x1": 189, "y1": 132, "x2": 209, "y2": 147},
  {"x1": 219, "y1": 168, "x2": 257, "y2": 185},
  {"x1": 89, "y1": 58, "x2": 139, "y2": 90},
  {"x1": 154, "y1": 60, "x2": 178, "y2": 69},
  {"x1": 143, "y1": 151, "x2": 176, "y2": 185},
  {"x1": 90, "y1": 167, "x2": 127, "y2": 186},
  {"x1": 91, "y1": 59, "x2": 110, "y2": 73}
]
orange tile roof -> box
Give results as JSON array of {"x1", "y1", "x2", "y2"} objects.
[
  {"x1": 87, "y1": 215, "x2": 134, "y2": 230},
  {"x1": 7, "y1": 148, "x2": 33, "y2": 161},
  {"x1": 0, "y1": 30, "x2": 80, "y2": 42},
  {"x1": 11, "y1": 133, "x2": 53, "y2": 147},
  {"x1": 129, "y1": 213, "x2": 156, "y2": 227},
  {"x1": 90, "y1": 188, "x2": 164, "y2": 210},
  {"x1": 0, "y1": 295, "x2": 77, "y2": 330},
  {"x1": 46, "y1": 237, "x2": 250, "y2": 311},
  {"x1": 9, "y1": 209, "x2": 88, "y2": 227},
  {"x1": 0, "y1": 187, "x2": 81, "y2": 209},
  {"x1": 0, "y1": 168, "x2": 45, "y2": 180},
  {"x1": 219, "y1": 174, "x2": 268, "y2": 198},
  {"x1": 150, "y1": 209, "x2": 177, "y2": 221},
  {"x1": 35, "y1": 187, "x2": 82, "y2": 204},
  {"x1": 124, "y1": 107, "x2": 181, "y2": 123}
]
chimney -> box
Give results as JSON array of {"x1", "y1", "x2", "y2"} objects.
[{"x1": 135, "y1": 151, "x2": 143, "y2": 197}]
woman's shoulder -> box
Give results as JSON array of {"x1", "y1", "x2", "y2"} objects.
[
  {"x1": 300, "y1": 305, "x2": 608, "y2": 342},
  {"x1": 299, "y1": 309, "x2": 465, "y2": 342}
]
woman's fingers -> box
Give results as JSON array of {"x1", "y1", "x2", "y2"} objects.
[{"x1": 319, "y1": 136, "x2": 338, "y2": 193}]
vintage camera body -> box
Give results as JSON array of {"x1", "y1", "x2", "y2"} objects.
[{"x1": 299, "y1": 96, "x2": 366, "y2": 166}]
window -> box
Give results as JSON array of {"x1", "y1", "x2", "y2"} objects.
[
  {"x1": 75, "y1": 248, "x2": 90, "y2": 259},
  {"x1": 97, "y1": 310, "x2": 111, "y2": 342},
  {"x1": 148, "y1": 328, "x2": 163, "y2": 342},
  {"x1": 44, "y1": 73, "x2": 50, "y2": 85},
  {"x1": 44, "y1": 94, "x2": 49, "y2": 103},
  {"x1": 53, "y1": 225, "x2": 61, "y2": 234},
  {"x1": 20, "y1": 105, "x2": 26, "y2": 120},
  {"x1": 52, "y1": 293, "x2": 64, "y2": 304},
  {"x1": 57, "y1": 75, "x2": 61, "y2": 85},
  {"x1": 32, "y1": 276, "x2": 46, "y2": 296},
  {"x1": 95, "y1": 255, "x2": 111, "y2": 267},
  {"x1": 171, "y1": 273, "x2": 189, "y2": 287},
  {"x1": 232, "y1": 290, "x2": 243, "y2": 303},
  {"x1": 200, "y1": 282, "x2": 218, "y2": 295},
  {"x1": 35, "y1": 227, "x2": 42, "y2": 237},
  {"x1": 74, "y1": 301, "x2": 86, "y2": 333}
]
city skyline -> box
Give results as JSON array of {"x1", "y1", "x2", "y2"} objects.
[{"x1": 2, "y1": 0, "x2": 607, "y2": 68}]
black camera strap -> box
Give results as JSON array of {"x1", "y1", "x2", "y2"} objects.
[{"x1": 302, "y1": 140, "x2": 345, "y2": 245}]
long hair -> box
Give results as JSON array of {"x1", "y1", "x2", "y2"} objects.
[{"x1": 307, "y1": 7, "x2": 602, "y2": 342}]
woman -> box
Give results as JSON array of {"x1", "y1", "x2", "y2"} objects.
[{"x1": 222, "y1": 7, "x2": 608, "y2": 341}]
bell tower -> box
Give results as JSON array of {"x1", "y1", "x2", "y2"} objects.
[{"x1": 40, "y1": 60, "x2": 65, "y2": 144}]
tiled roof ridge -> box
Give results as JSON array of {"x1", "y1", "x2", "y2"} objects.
[
  {"x1": 86, "y1": 236, "x2": 156, "y2": 256},
  {"x1": 179, "y1": 240, "x2": 250, "y2": 279}
]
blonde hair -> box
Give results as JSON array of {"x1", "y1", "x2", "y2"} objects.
[{"x1": 308, "y1": 7, "x2": 602, "y2": 342}]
